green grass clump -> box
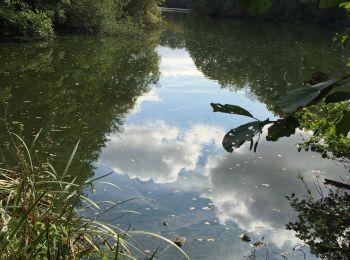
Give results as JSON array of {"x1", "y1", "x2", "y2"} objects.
[{"x1": 0, "y1": 131, "x2": 189, "y2": 259}]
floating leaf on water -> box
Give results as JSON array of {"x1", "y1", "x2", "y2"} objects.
[
  {"x1": 240, "y1": 234, "x2": 251, "y2": 242},
  {"x1": 211, "y1": 103, "x2": 255, "y2": 119},
  {"x1": 275, "y1": 79, "x2": 337, "y2": 113},
  {"x1": 174, "y1": 236, "x2": 186, "y2": 247},
  {"x1": 252, "y1": 241, "x2": 266, "y2": 248}
]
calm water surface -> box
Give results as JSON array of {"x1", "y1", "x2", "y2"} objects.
[{"x1": 1, "y1": 13, "x2": 350, "y2": 259}]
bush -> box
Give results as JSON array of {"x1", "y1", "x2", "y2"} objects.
[{"x1": 0, "y1": 0, "x2": 163, "y2": 38}]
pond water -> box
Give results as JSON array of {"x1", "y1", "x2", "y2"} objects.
[{"x1": 1, "y1": 13, "x2": 350, "y2": 259}]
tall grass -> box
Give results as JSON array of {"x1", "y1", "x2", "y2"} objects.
[{"x1": 0, "y1": 131, "x2": 189, "y2": 259}]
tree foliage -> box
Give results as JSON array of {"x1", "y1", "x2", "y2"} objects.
[{"x1": 0, "y1": 0, "x2": 163, "y2": 38}]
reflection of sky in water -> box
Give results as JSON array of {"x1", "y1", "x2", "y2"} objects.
[{"x1": 90, "y1": 46, "x2": 348, "y2": 259}]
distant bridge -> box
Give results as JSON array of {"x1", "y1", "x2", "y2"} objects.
[{"x1": 160, "y1": 7, "x2": 190, "y2": 13}]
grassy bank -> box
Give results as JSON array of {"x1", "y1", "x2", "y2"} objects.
[{"x1": 0, "y1": 130, "x2": 189, "y2": 259}]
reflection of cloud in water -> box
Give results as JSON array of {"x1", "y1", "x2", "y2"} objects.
[
  {"x1": 101, "y1": 122, "x2": 224, "y2": 183},
  {"x1": 132, "y1": 90, "x2": 161, "y2": 114},
  {"x1": 158, "y1": 47, "x2": 203, "y2": 77},
  {"x1": 204, "y1": 134, "x2": 348, "y2": 248}
]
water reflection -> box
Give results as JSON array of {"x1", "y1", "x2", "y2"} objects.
[
  {"x1": 1, "y1": 13, "x2": 350, "y2": 259},
  {"x1": 160, "y1": 13, "x2": 350, "y2": 114},
  {"x1": 0, "y1": 34, "x2": 160, "y2": 181}
]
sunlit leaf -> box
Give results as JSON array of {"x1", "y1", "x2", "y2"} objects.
[
  {"x1": 211, "y1": 103, "x2": 255, "y2": 119},
  {"x1": 335, "y1": 110, "x2": 350, "y2": 135},
  {"x1": 223, "y1": 119, "x2": 270, "y2": 153},
  {"x1": 266, "y1": 116, "x2": 300, "y2": 141},
  {"x1": 275, "y1": 79, "x2": 337, "y2": 113},
  {"x1": 325, "y1": 91, "x2": 350, "y2": 104}
]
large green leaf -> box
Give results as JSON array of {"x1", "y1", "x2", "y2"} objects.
[
  {"x1": 335, "y1": 110, "x2": 350, "y2": 135},
  {"x1": 319, "y1": 0, "x2": 343, "y2": 9},
  {"x1": 222, "y1": 119, "x2": 270, "y2": 153},
  {"x1": 325, "y1": 91, "x2": 350, "y2": 104},
  {"x1": 266, "y1": 116, "x2": 300, "y2": 141},
  {"x1": 211, "y1": 103, "x2": 255, "y2": 119},
  {"x1": 241, "y1": 0, "x2": 273, "y2": 15},
  {"x1": 275, "y1": 79, "x2": 337, "y2": 113}
]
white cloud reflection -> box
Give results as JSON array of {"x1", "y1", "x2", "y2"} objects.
[
  {"x1": 158, "y1": 47, "x2": 204, "y2": 77},
  {"x1": 100, "y1": 122, "x2": 224, "y2": 183},
  {"x1": 132, "y1": 90, "x2": 161, "y2": 114}
]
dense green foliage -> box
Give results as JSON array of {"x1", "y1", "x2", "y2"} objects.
[
  {"x1": 0, "y1": 0, "x2": 163, "y2": 38},
  {"x1": 187, "y1": 0, "x2": 346, "y2": 22}
]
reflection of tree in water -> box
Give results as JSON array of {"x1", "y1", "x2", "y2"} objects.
[
  {"x1": 0, "y1": 34, "x2": 160, "y2": 182},
  {"x1": 286, "y1": 178, "x2": 350, "y2": 259},
  {"x1": 160, "y1": 14, "x2": 350, "y2": 114}
]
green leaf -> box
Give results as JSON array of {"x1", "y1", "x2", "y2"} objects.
[
  {"x1": 266, "y1": 116, "x2": 300, "y2": 141},
  {"x1": 211, "y1": 103, "x2": 255, "y2": 118},
  {"x1": 325, "y1": 91, "x2": 350, "y2": 104},
  {"x1": 241, "y1": 0, "x2": 273, "y2": 15},
  {"x1": 275, "y1": 79, "x2": 337, "y2": 113},
  {"x1": 223, "y1": 119, "x2": 270, "y2": 153},
  {"x1": 319, "y1": 0, "x2": 343, "y2": 9},
  {"x1": 335, "y1": 110, "x2": 350, "y2": 135}
]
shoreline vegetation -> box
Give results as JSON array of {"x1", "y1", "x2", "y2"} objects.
[
  {"x1": 163, "y1": 0, "x2": 347, "y2": 24},
  {"x1": 0, "y1": 129, "x2": 189, "y2": 259},
  {"x1": 0, "y1": 0, "x2": 163, "y2": 38}
]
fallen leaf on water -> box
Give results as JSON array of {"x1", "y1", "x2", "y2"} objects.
[
  {"x1": 174, "y1": 236, "x2": 186, "y2": 247},
  {"x1": 252, "y1": 241, "x2": 266, "y2": 248},
  {"x1": 240, "y1": 234, "x2": 251, "y2": 242}
]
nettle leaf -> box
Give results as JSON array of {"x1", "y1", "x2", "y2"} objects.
[
  {"x1": 211, "y1": 103, "x2": 255, "y2": 119},
  {"x1": 275, "y1": 79, "x2": 337, "y2": 113},
  {"x1": 266, "y1": 116, "x2": 300, "y2": 142},
  {"x1": 325, "y1": 91, "x2": 350, "y2": 104},
  {"x1": 223, "y1": 119, "x2": 270, "y2": 153},
  {"x1": 241, "y1": 0, "x2": 273, "y2": 15},
  {"x1": 335, "y1": 110, "x2": 350, "y2": 135},
  {"x1": 319, "y1": 0, "x2": 343, "y2": 9}
]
